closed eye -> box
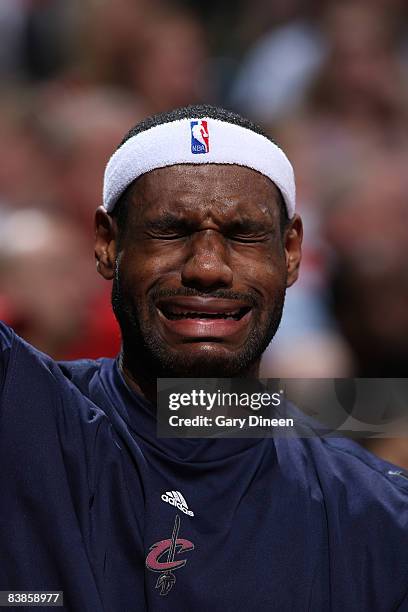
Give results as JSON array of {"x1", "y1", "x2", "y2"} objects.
[
  {"x1": 143, "y1": 215, "x2": 275, "y2": 242},
  {"x1": 144, "y1": 215, "x2": 193, "y2": 240},
  {"x1": 228, "y1": 233, "x2": 272, "y2": 244},
  {"x1": 147, "y1": 232, "x2": 188, "y2": 240},
  {"x1": 225, "y1": 219, "x2": 274, "y2": 243}
]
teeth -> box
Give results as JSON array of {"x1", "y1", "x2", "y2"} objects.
[
  {"x1": 160, "y1": 304, "x2": 250, "y2": 321},
  {"x1": 163, "y1": 309, "x2": 244, "y2": 321},
  {"x1": 170, "y1": 310, "x2": 239, "y2": 316}
]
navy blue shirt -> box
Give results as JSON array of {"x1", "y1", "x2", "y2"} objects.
[{"x1": 1, "y1": 321, "x2": 408, "y2": 611}]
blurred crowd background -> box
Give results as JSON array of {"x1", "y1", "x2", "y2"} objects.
[{"x1": 1, "y1": 0, "x2": 408, "y2": 388}]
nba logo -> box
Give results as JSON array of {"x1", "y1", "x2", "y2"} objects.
[{"x1": 190, "y1": 120, "x2": 209, "y2": 154}]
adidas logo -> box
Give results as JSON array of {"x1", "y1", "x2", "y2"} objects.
[{"x1": 161, "y1": 490, "x2": 194, "y2": 517}]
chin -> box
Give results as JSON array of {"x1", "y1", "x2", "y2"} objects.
[{"x1": 153, "y1": 343, "x2": 260, "y2": 378}]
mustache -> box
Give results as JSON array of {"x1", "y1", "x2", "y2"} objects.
[{"x1": 149, "y1": 286, "x2": 259, "y2": 308}]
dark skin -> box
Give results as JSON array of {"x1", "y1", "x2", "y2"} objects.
[{"x1": 95, "y1": 164, "x2": 302, "y2": 402}]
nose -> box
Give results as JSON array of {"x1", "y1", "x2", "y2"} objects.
[{"x1": 181, "y1": 229, "x2": 233, "y2": 290}]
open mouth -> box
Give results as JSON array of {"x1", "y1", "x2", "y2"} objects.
[
  {"x1": 155, "y1": 296, "x2": 253, "y2": 340},
  {"x1": 159, "y1": 304, "x2": 251, "y2": 321}
]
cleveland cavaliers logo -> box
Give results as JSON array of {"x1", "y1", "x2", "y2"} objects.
[{"x1": 146, "y1": 515, "x2": 194, "y2": 596}]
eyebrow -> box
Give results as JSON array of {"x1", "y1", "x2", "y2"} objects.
[
  {"x1": 225, "y1": 217, "x2": 274, "y2": 234},
  {"x1": 144, "y1": 212, "x2": 275, "y2": 234},
  {"x1": 144, "y1": 213, "x2": 194, "y2": 232}
]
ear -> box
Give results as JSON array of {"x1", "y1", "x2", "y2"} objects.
[
  {"x1": 95, "y1": 206, "x2": 117, "y2": 280},
  {"x1": 284, "y1": 214, "x2": 303, "y2": 287}
]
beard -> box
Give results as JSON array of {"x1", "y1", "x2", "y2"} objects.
[{"x1": 112, "y1": 267, "x2": 286, "y2": 379}]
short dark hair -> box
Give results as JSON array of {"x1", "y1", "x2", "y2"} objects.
[{"x1": 111, "y1": 104, "x2": 289, "y2": 235}]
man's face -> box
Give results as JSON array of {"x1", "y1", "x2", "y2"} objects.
[{"x1": 96, "y1": 164, "x2": 302, "y2": 377}]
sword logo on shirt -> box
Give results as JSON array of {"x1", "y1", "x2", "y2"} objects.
[{"x1": 146, "y1": 515, "x2": 194, "y2": 595}]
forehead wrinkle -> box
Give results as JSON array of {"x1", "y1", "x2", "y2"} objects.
[
  {"x1": 152, "y1": 198, "x2": 277, "y2": 228},
  {"x1": 128, "y1": 165, "x2": 281, "y2": 225},
  {"x1": 200, "y1": 199, "x2": 277, "y2": 227},
  {"x1": 132, "y1": 194, "x2": 280, "y2": 231}
]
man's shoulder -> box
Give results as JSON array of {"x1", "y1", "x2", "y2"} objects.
[
  {"x1": 295, "y1": 434, "x2": 407, "y2": 501},
  {"x1": 277, "y1": 433, "x2": 408, "y2": 530},
  {"x1": 279, "y1": 399, "x2": 408, "y2": 501},
  {"x1": 318, "y1": 435, "x2": 408, "y2": 495},
  {"x1": 302, "y1": 437, "x2": 408, "y2": 606},
  {"x1": 0, "y1": 321, "x2": 116, "y2": 421},
  {"x1": 0, "y1": 320, "x2": 13, "y2": 348},
  {"x1": 298, "y1": 435, "x2": 408, "y2": 543},
  {"x1": 0, "y1": 320, "x2": 112, "y2": 384},
  {"x1": 57, "y1": 357, "x2": 112, "y2": 395}
]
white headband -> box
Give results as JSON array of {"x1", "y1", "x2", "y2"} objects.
[{"x1": 103, "y1": 117, "x2": 296, "y2": 218}]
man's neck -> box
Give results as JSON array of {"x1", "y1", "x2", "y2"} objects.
[
  {"x1": 118, "y1": 350, "x2": 261, "y2": 406},
  {"x1": 118, "y1": 352, "x2": 158, "y2": 405}
]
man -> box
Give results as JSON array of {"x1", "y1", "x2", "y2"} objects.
[{"x1": 1, "y1": 105, "x2": 407, "y2": 611}]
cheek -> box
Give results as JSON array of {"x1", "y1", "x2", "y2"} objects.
[
  {"x1": 118, "y1": 246, "x2": 179, "y2": 298},
  {"x1": 118, "y1": 240, "x2": 286, "y2": 302},
  {"x1": 231, "y1": 248, "x2": 287, "y2": 295}
]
